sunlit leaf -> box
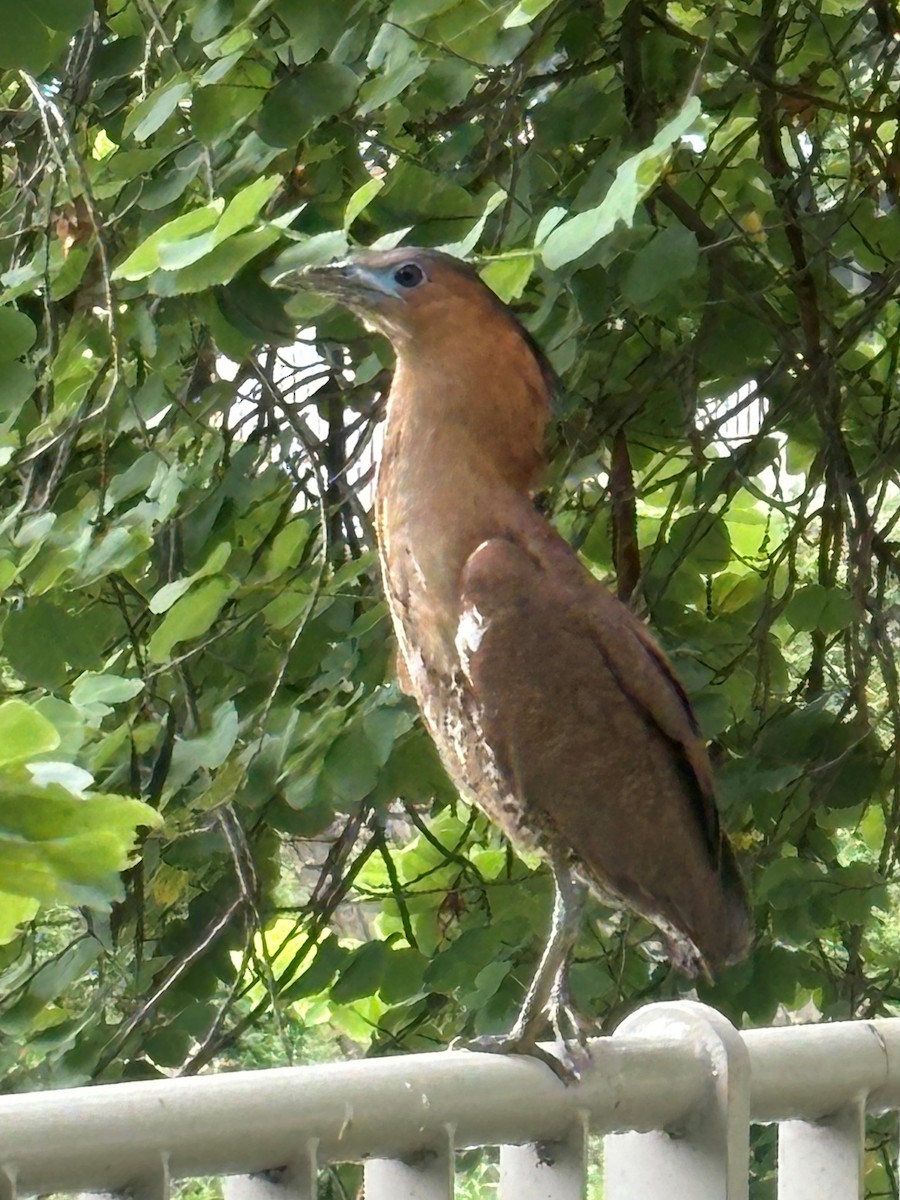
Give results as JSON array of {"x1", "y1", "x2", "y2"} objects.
[
  {"x1": 148, "y1": 576, "x2": 236, "y2": 663},
  {"x1": 0, "y1": 700, "x2": 60, "y2": 767},
  {"x1": 123, "y1": 77, "x2": 192, "y2": 141},
  {"x1": 541, "y1": 97, "x2": 701, "y2": 268}
]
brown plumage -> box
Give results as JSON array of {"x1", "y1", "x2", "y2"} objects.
[{"x1": 299, "y1": 248, "x2": 752, "y2": 1063}]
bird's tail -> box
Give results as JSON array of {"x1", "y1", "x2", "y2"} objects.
[
  {"x1": 716, "y1": 836, "x2": 754, "y2": 965},
  {"x1": 666, "y1": 837, "x2": 753, "y2": 979}
]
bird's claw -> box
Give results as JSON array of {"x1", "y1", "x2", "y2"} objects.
[
  {"x1": 549, "y1": 995, "x2": 592, "y2": 1051},
  {"x1": 449, "y1": 1028, "x2": 590, "y2": 1085},
  {"x1": 548, "y1": 1023, "x2": 592, "y2": 1081}
]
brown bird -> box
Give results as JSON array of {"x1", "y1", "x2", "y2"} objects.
[{"x1": 298, "y1": 248, "x2": 752, "y2": 1070}]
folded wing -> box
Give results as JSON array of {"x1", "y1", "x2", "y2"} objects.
[{"x1": 458, "y1": 534, "x2": 751, "y2": 973}]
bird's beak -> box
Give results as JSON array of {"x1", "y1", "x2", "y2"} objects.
[{"x1": 280, "y1": 261, "x2": 394, "y2": 310}]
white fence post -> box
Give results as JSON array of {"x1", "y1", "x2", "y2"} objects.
[
  {"x1": 77, "y1": 1158, "x2": 170, "y2": 1200},
  {"x1": 604, "y1": 1001, "x2": 750, "y2": 1200},
  {"x1": 364, "y1": 1130, "x2": 454, "y2": 1200},
  {"x1": 777, "y1": 1100, "x2": 866, "y2": 1200},
  {"x1": 499, "y1": 1118, "x2": 588, "y2": 1199},
  {"x1": 224, "y1": 1148, "x2": 317, "y2": 1200}
]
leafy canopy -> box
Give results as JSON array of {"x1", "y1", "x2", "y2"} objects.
[{"x1": 2, "y1": 13, "x2": 900, "y2": 1196}]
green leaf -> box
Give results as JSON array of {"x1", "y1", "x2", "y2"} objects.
[
  {"x1": 0, "y1": 700, "x2": 60, "y2": 767},
  {"x1": 320, "y1": 724, "x2": 380, "y2": 806},
  {"x1": 757, "y1": 856, "x2": 826, "y2": 909},
  {"x1": 827, "y1": 863, "x2": 885, "y2": 923},
  {"x1": 784, "y1": 584, "x2": 855, "y2": 634},
  {"x1": 379, "y1": 946, "x2": 429, "y2": 1003},
  {"x1": 0, "y1": 891, "x2": 40, "y2": 944},
  {"x1": 0, "y1": 0, "x2": 54, "y2": 71},
  {"x1": 503, "y1": 0, "x2": 557, "y2": 27},
  {"x1": 33, "y1": 698, "x2": 85, "y2": 760},
  {"x1": 282, "y1": 934, "x2": 347, "y2": 999},
  {"x1": 265, "y1": 230, "x2": 350, "y2": 284},
  {"x1": 363, "y1": 706, "x2": 415, "y2": 765},
  {"x1": 150, "y1": 542, "x2": 232, "y2": 614},
  {"x1": 122, "y1": 77, "x2": 192, "y2": 142},
  {"x1": 258, "y1": 65, "x2": 359, "y2": 147},
  {"x1": 215, "y1": 175, "x2": 282, "y2": 244},
  {"x1": 147, "y1": 576, "x2": 235, "y2": 663},
  {"x1": 0, "y1": 361, "x2": 36, "y2": 417},
  {"x1": 0, "y1": 775, "x2": 162, "y2": 908},
  {"x1": 0, "y1": 938, "x2": 101, "y2": 1033},
  {"x1": 344, "y1": 178, "x2": 385, "y2": 230},
  {"x1": 0, "y1": 307, "x2": 37, "y2": 360},
  {"x1": 192, "y1": 78, "x2": 266, "y2": 143},
  {"x1": 156, "y1": 231, "x2": 218, "y2": 272},
  {"x1": 112, "y1": 204, "x2": 223, "y2": 281},
  {"x1": 330, "y1": 940, "x2": 391, "y2": 1003},
  {"x1": 2, "y1": 601, "x2": 115, "y2": 689},
  {"x1": 541, "y1": 97, "x2": 701, "y2": 269},
  {"x1": 169, "y1": 701, "x2": 239, "y2": 783},
  {"x1": 622, "y1": 225, "x2": 699, "y2": 307},
  {"x1": 70, "y1": 674, "x2": 145, "y2": 709},
  {"x1": 425, "y1": 927, "x2": 508, "y2": 992},
  {"x1": 77, "y1": 525, "x2": 153, "y2": 584},
  {"x1": 534, "y1": 206, "x2": 566, "y2": 243},
  {"x1": 462, "y1": 959, "x2": 511, "y2": 1008},
  {"x1": 479, "y1": 256, "x2": 534, "y2": 302},
  {"x1": 216, "y1": 271, "x2": 295, "y2": 344},
  {"x1": 668, "y1": 513, "x2": 732, "y2": 573},
  {"x1": 388, "y1": 0, "x2": 458, "y2": 19},
  {"x1": 442, "y1": 188, "x2": 506, "y2": 257},
  {"x1": 31, "y1": 0, "x2": 93, "y2": 32},
  {"x1": 156, "y1": 227, "x2": 280, "y2": 294},
  {"x1": 263, "y1": 521, "x2": 312, "y2": 579}
]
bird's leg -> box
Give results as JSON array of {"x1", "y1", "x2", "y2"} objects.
[
  {"x1": 547, "y1": 956, "x2": 593, "y2": 1062},
  {"x1": 456, "y1": 853, "x2": 590, "y2": 1080},
  {"x1": 508, "y1": 854, "x2": 585, "y2": 1044}
]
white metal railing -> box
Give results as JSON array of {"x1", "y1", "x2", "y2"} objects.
[{"x1": 1, "y1": 1001, "x2": 898, "y2": 1199}]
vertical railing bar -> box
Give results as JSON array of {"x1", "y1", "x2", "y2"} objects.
[
  {"x1": 76, "y1": 1156, "x2": 170, "y2": 1200},
  {"x1": 224, "y1": 1143, "x2": 318, "y2": 1200},
  {"x1": 604, "y1": 1002, "x2": 750, "y2": 1200},
  {"x1": 499, "y1": 1117, "x2": 588, "y2": 1199},
  {"x1": 777, "y1": 1099, "x2": 866, "y2": 1200},
  {"x1": 363, "y1": 1126, "x2": 454, "y2": 1200}
]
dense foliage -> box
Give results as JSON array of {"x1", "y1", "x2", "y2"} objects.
[{"x1": 2, "y1": 0, "x2": 900, "y2": 1190}]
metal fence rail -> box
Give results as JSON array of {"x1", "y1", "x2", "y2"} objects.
[{"x1": 2, "y1": 1002, "x2": 898, "y2": 1199}]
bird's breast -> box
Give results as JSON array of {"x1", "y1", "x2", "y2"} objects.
[
  {"x1": 374, "y1": 529, "x2": 530, "y2": 849},
  {"x1": 374, "y1": 419, "x2": 556, "y2": 849},
  {"x1": 375, "y1": 448, "x2": 499, "y2": 677}
]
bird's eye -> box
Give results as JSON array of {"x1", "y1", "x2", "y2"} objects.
[{"x1": 393, "y1": 262, "x2": 425, "y2": 289}]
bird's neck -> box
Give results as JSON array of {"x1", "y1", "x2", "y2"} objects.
[{"x1": 385, "y1": 334, "x2": 550, "y2": 488}]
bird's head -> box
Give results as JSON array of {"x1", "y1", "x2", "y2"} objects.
[
  {"x1": 294, "y1": 248, "x2": 542, "y2": 367},
  {"x1": 289, "y1": 247, "x2": 555, "y2": 479}
]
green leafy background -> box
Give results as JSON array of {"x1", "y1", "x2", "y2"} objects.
[{"x1": 2, "y1": 0, "x2": 899, "y2": 1194}]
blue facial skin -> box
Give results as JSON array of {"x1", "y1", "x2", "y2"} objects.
[{"x1": 302, "y1": 258, "x2": 428, "y2": 308}]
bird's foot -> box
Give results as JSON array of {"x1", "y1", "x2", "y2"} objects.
[
  {"x1": 546, "y1": 995, "x2": 593, "y2": 1080},
  {"x1": 451, "y1": 1030, "x2": 578, "y2": 1082},
  {"x1": 450, "y1": 1019, "x2": 592, "y2": 1085}
]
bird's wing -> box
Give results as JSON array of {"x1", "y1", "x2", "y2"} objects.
[
  {"x1": 571, "y1": 567, "x2": 720, "y2": 856},
  {"x1": 459, "y1": 533, "x2": 719, "y2": 854},
  {"x1": 457, "y1": 533, "x2": 746, "y2": 967}
]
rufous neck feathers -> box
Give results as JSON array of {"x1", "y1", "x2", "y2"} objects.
[{"x1": 387, "y1": 317, "x2": 551, "y2": 495}]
